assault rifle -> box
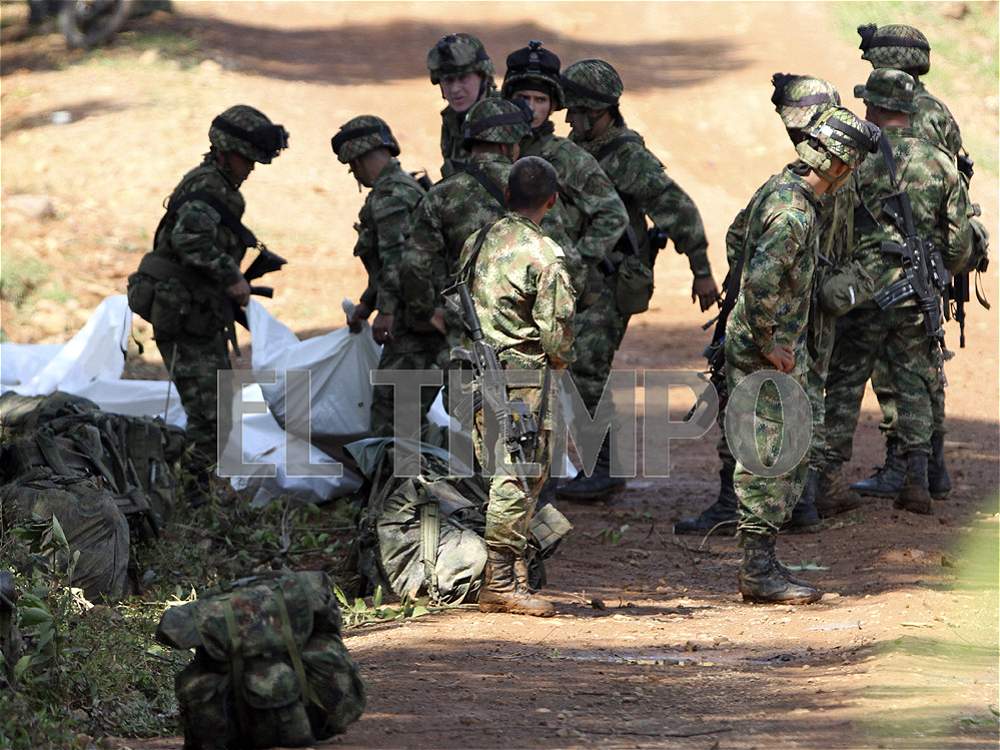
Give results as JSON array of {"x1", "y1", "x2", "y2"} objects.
[
  {"x1": 443, "y1": 279, "x2": 542, "y2": 487},
  {"x1": 233, "y1": 245, "x2": 288, "y2": 330},
  {"x1": 871, "y1": 136, "x2": 949, "y2": 347}
]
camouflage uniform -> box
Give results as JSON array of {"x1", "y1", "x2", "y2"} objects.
[
  {"x1": 427, "y1": 33, "x2": 498, "y2": 179},
  {"x1": 332, "y1": 116, "x2": 436, "y2": 437},
  {"x1": 401, "y1": 98, "x2": 532, "y2": 357},
  {"x1": 822, "y1": 76, "x2": 971, "y2": 475},
  {"x1": 458, "y1": 213, "x2": 576, "y2": 553},
  {"x1": 128, "y1": 105, "x2": 288, "y2": 479}
]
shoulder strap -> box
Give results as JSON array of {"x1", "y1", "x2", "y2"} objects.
[
  {"x1": 878, "y1": 134, "x2": 900, "y2": 190},
  {"x1": 155, "y1": 189, "x2": 257, "y2": 250},
  {"x1": 457, "y1": 220, "x2": 498, "y2": 288},
  {"x1": 595, "y1": 134, "x2": 643, "y2": 163},
  {"x1": 460, "y1": 162, "x2": 507, "y2": 209}
]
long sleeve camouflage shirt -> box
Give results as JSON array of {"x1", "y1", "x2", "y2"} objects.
[
  {"x1": 439, "y1": 86, "x2": 499, "y2": 179},
  {"x1": 520, "y1": 123, "x2": 628, "y2": 281},
  {"x1": 401, "y1": 152, "x2": 512, "y2": 323},
  {"x1": 577, "y1": 125, "x2": 712, "y2": 278},
  {"x1": 852, "y1": 126, "x2": 972, "y2": 296},
  {"x1": 724, "y1": 166, "x2": 820, "y2": 373},
  {"x1": 459, "y1": 213, "x2": 576, "y2": 370},
  {"x1": 351, "y1": 159, "x2": 425, "y2": 316},
  {"x1": 912, "y1": 81, "x2": 962, "y2": 158}
]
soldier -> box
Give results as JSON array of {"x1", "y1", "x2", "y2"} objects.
[
  {"x1": 553, "y1": 58, "x2": 720, "y2": 501},
  {"x1": 427, "y1": 33, "x2": 498, "y2": 179},
  {"x1": 726, "y1": 106, "x2": 877, "y2": 604},
  {"x1": 127, "y1": 105, "x2": 288, "y2": 502},
  {"x1": 331, "y1": 116, "x2": 434, "y2": 437},
  {"x1": 401, "y1": 97, "x2": 532, "y2": 353},
  {"x1": 501, "y1": 40, "x2": 628, "y2": 298},
  {"x1": 457, "y1": 156, "x2": 576, "y2": 616},
  {"x1": 821, "y1": 69, "x2": 971, "y2": 516},
  {"x1": 675, "y1": 74, "x2": 861, "y2": 536},
  {"x1": 853, "y1": 23, "x2": 990, "y2": 499}
]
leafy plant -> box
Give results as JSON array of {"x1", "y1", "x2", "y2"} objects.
[
  {"x1": 333, "y1": 584, "x2": 434, "y2": 628},
  {"x1": 597, "y1": 523, "x2": 630, "y2": 545}
]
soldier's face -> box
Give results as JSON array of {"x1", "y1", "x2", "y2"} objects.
[
  {"x1": 513, "y1": 90, "x2": 552, "y2": 129},
  {"x1": 226, "y1": 152, "x2": 255, "y2": 184},
  {"x1": 565, "y1": 108, "x2": 591, "y2": 138},
  {"x1": 440, "y1": 72, "x2": 483, "y2": 113}
]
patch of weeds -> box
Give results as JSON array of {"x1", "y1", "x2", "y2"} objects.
[
  {"x1": 0, "y1": 256, "x2": 50, "y2": 308},
  {"x1": 38, "y1": 284, "x2": 70, "y2": 304},
  {"x1": 86, "y1": 28, "x2": 200, "y2": 69},
  {"x1": 597, "y1": 523, "x2": 630, "y2": 545},
  {"x1": 333, "y1": 584, "x2": 436, "y2": 628}
]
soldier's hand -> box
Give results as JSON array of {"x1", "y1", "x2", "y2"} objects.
[
  {"x1": 226, "y1": 277, "x2": 252, "y2": 307},
  {"x1": 763, "y1": 344, "x2": 795, "y2": 373},
  {"x1": 692, "y1": 276, "x2": 721, "y2": 311},
  {"x1": 372, "y1": 312, "x2": 394, "y2": 344},
  {"x1": 347, "y1": 302, "x2": 372, "y2": 333},
  {"x1": 429, "y1": 308, "x2": 447, "y2": 335}
]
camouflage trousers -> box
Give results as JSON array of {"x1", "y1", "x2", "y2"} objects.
[
  {"x1": 806, "y1": 312, "x2": 838, "y2": 471},
  {"x1": 474, "y1": 385, "x2": 550, "y2": 554},
  {"x1": 157, "y1": 334, "x2": 231, "y2": 472},
  {"x1": 871, "y1": 354, "x2": 946, "y2": 444},
  {"x1": 823, "y1": 306, "x2": 941, "y2": 466},
  {"x1": 569, "y1": 284, "x2": 629, "y2": 413},
  {"x1": 369, "y1": 332, "x2": 446, "y2": 438},
  {"x1": 727, "y1": 363, "x2": 809, "y2": 536}
]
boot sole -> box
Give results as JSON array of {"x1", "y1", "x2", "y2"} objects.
[
  {"x1": 893, "y1": 501, "x2": 933, "y2": 515},
  {"x1": 478, "y1": 602, "x2": 555, "y2": 617},
  {"x1": 781, "y1": 521, "x2": 822, "y2": 535},
  {"x1": 851, "y1": 487, "x2": 899, "y2": 498},
  {"x1": 741, "y1": 591, "x2": 822, "y2": 605}
]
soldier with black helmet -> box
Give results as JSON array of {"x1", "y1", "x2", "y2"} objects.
[
  {"x1": 501, "y1": 40, "x2": 628, "y2": 300},
  {"x1": 427, "y1": 32, "x2": 498, "y2": 179},
  {"x1": 127, "y1": 105, "x2": 288, "y2": 502},
  {"x1": 331, "y1": 116, "x2": 433, "y2": 437}
]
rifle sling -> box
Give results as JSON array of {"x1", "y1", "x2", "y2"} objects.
[
  {"x1": 155, "y1": 190, "x2": 257, "y2": 249},
  {"x1": 595, "y1": 134, "x2": 643, "y2": 164},
  {"x1": 457, "y1": 221, "x2": 497, "y2": 289},
  {"x1": 460, "y1": 163, "x2": 507, "y2": 210}
]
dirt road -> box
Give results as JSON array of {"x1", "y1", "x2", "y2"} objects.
[{"x1": 2, "y1": 2, "x2": 998, "y2": 748}]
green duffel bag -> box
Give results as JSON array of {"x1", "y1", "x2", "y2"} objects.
[
  {"x1": 157, "y1": 571, "x2": 365, "y2": 750},
  {"x1": 615, "y1": 253, "x2": 655, "y2": 315}
]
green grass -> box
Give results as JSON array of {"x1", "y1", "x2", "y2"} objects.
[{"x1": 0, "y1": 256, "x2": 51, "y2": 309}]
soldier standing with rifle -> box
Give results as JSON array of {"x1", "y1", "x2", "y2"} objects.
[
  {"x1": 331, "y1": 116, "x2": 434, "y2": 437},
  {"x1": 821, "y1": 69, "x2": 971, "y2": 516},
  {"x1": 449, "y1": 156, "x2": 576, "y2": 617},
  {"x1": 852, "y1": 23, "x2": 990, "y2": 500},
  {"x1": 127, "y1": 105, "x2": 288, "y2": 503}
]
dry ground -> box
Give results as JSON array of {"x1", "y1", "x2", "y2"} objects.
[{"x1": 2, "y1": 2, "x2": 998, "y2": 749}]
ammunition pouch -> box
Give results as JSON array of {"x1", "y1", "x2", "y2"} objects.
[
  {"x1": 129, "y1": 254, "x2": 226, "y2": 339},
  {"x1": 615, "y1": 254, "x2": 654, "y2": 315},
  {"x1": 818, "y1": 259, "x2": 876, "y2": 316}
]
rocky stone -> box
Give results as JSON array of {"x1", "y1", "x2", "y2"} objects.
[{"x1": 5, "y1": 194, "x2": 55, "y2": 219}]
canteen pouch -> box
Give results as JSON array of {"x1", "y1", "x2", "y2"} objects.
[{"x1": 615, "y1": 254, "x2": 654, "y2": 315}]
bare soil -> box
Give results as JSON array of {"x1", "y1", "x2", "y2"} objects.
[{"x1": 2, "y1": 3, "x2": 998, "y2": 749}]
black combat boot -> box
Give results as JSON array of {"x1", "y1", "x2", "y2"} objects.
[
  {"x1": 537, "y1": 477, "x2": 559, "y2": 506},
  {"x1": 927, "y1": 432, "x2": 951, "y2": 499},
  {"x1": 478, "y1": 547, "x2": 555, "y2": 617},
  {"x1": 783, "y1": 469, "x2": 821, "y2": 533},
  {"x1": 555, "y1": 436, "x2": 626, "y2": 502},
  {"x1": 674, "y1": 459, "x2": 738, "y2": 536},
  {"x1": 815, "y1": 463, "x2": 863, "y2": 517},
  {"x1": 851, "y1": 440, "x2": 906, "y2": 498},
  {"x1": 738, "y1": 533, "x2": 822, "y2": 605},
  {"x1": 894, "y1": 451, "x2": 934, "y2": 515}
]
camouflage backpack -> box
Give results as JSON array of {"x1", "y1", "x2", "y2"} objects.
[
  {"x1": 348, "y1": 438, "x2": 572, "y2": 604},
  {"x1": 156, "y1": 571, "x2": 365, "y2": 750}
]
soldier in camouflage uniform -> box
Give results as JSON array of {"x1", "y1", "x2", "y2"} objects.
[
  {"x1": 726, "y1": 106, "x2": 877, "y2": 604},
  {"x1": 676, "y1": 74, "x2": 863, "y2": 537},
  {"x1": 331, "y1": 116, "x2": 435, "y2": 437},
  {"x1": 501, "y1": 41, "x2": 628, "y2": 297},
  {"x1": 553, "y1": 58, "x2": 720, "y2": 501},
  {"x1": 427, "y1": 33, "x2": 499, "y2": 179},
  {"x1": 401, "y1": 97, "x2": 533, "y2": 356},
  {"x1": 457, "y1": 156, "x2": 576, "y2": 617},
  {"x1": 821, "y1": 69, "x2": 971, "y2": 516},
  {"x1": 127, "y1": 105, "x2": 288, "y2": 501},
  {"x1": 851, "y1": 23, "x2": 989, "y2": 500}
]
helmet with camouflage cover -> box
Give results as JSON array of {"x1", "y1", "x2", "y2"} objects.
[
  {"x1": 427, "y1": 33, "x2": 494, "y2": 85},
  {"x1": 771, "y1": 73, "x2": 841, "y2": 131},
  {"x1": 462, "y1": 97, "x2": 533, "y2": 146},
  {"x1": 561, "y1": 59, "x2": 623, "y2": 110},
  {"x1": 502, "y1": 40, "x2": 565, "y2": 110},
  {"x1": 796, "y1": 106, "x2": 880, "y2": 178},
  {"x1": 209, "y1": 105, "x2": 289, "y2": 164},
  {"x1": 858, "y1": 23, "x2": 931, "y2": 76},
  {"x1": 330, "y1": 115, "x2": 400, "y2": 164},
  {"x1": 854, "y1": 68, "x2": 917, "y2": 114}
]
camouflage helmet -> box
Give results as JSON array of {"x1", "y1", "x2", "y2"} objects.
[
  {"x1": 209, "y1": 105, "x2": 288, "y2": 164},
  {"x1": 854, "y1": 68, "x2": 917, "y2": 114},
  {"x1": 330, "y1": 115, "x2": 400, "y2": 164},
  {"x1": 561, "y1": 59, "x2": 623, "y2": 110},
  {"x1": 796, "y1": 106, "x2": 880, "y2": 173},
  {"x1": 462, "y1": 97, "x2": 533, "y2": 146},
  {"x1": 502, "y1": 40, "x2": 565, "y2": 110},
  {"x1": 427, "y1": 33, "x2": 494, "y2": 85},
  {"x1": 771, "y1": 73, "x2": 841, "y2": 131},
  {"x1": 858, "y1": 23, "x2": 931, "y2": 76}
]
